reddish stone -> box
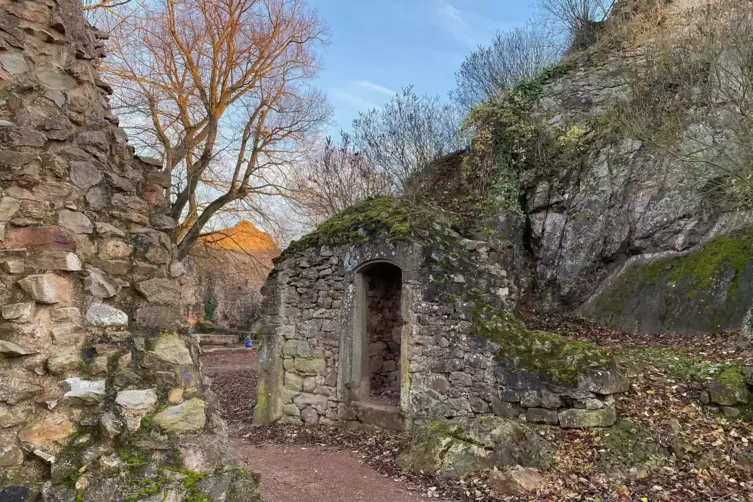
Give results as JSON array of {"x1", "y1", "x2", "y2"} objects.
[
  {"x1": 142, "y1": 185, "x2": 166, "y2": 207},
  {"x1": 5, "y1": 226, "x2": 74, "y2": 251}
]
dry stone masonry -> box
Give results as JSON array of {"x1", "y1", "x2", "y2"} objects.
[
  {"x1": 0, "y1": 0, "x2": 259, "y2": 500},
  {"x1": 254, "y1": 198, "x2": 629, "y2": 434}
]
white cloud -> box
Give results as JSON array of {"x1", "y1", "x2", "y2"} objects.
[
  {"x1": 330, "y1": 89, "x2": 380, "y2": 112},
  {"x1": 354, "y1": 80, "x2": 396, "y2": 97}
]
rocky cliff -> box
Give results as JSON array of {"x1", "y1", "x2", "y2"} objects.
[{"x1": 511, "y1": 0, "x2": 753, "y2": 334}]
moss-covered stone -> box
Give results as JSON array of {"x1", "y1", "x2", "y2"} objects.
[
  {"x1": 600, "y1": 420, "x2": 668, "y2": 474},
  {"x1": 558, "y1": 407, "x2": 617, "y2": 428},
  {"x1": 397, "y1": 417, "x2": 555, "y2": 479},
  {"x1": 708, "y1": 366, "x2": 750, "y2": 406},
  {"x1": 585, "y1": 231, "x2": 753, "y2": 334},
  {"x1": 284, "y1": 197, "x2": 448, "y2": 256}
]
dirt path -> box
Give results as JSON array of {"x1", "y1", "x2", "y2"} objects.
[
  {"x1": 232, "y1": 441, "x2": 431, "y2": 502},
  {"x1": 202, "y1": 348, "x2": 441, "y2": 502}
]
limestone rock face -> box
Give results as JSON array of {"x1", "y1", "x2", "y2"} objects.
[
  {"x1": 516, "y1": 46, "x2": 753, "y2": 334},
  {"x1": 397, "y1": 417, "x2": 555, "y2": 479},
  {"x1": 0, "y1": 0, "x2": 259, "y2": 496}
]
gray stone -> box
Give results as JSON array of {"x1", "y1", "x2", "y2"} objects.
[
  {"x1": 18, "y1": 274, "x2": 71, "y2": 304},
  {"x1": 115, "y1": 389, "x2": 158, "y2": 410},
  {"x1": 491, "y1": 398, "x2": 523, "y2": 419},
  {"x1": 37, "y1": 68, "x2": 77, "y2": 90},
  {"x1": 50, "y1": 325, "x2": 86, "y2": 345},
  {"x1": 708, "y1": 374, "x2": 750, "y2": 406},
  {"x1": 83, "y1": 268, "x2": 122, "y2": 298},
  {"x1": 1, "y1": 302, "x2": 35, "y2": 322},
  {"x1": 487, "y1": 467, "x2": 545, "y2": 497},
  {"x1": 94, "y1": 222, "x2": 125, "y2": 237},
  {"x1": 284, "y1": 372, "x2": 303, "y2": 391},
  {"x1": 526, "y1": 407, "x2": 559, "y2": 424},
  {"x1": 69, "y1": 161, "x2": 102, "y2": 190},
  {"x1": 168, "y1": 261, "x2": 186, "y2": 277},
  {"x1": 520, "y1": 390, "x2": 541, "y2": 408},
  {"x1": 0, "y1": 373, "x2": 43, "y2": 405},
  {"x1": 86, "y1": 302, "x2": 128, "y2": 327},
  {"x1": 0, "y1": 339, "x2": 37, "y2": 356},
  {"x1": 136, "y1": 278, "x2": 181, "y2": 305},
  {"x1": 558, "y1": 407, "x2": 617, "y2": 428},
  {"x1": 50, "y1": 307, "x2": 81, "y2": 323},
  {"x1": 0, "y1": 445, "x2": 24, "y2": 467},
  {"x1": 0, "y1": 53, "x2": 29, "y2": 75},
  {"x1": 149, "y1": 334, "x2": 193, "y2": 366},
  {"x1": 3, "y1": 260, "x2": 24, "y2": 274},
  {"x1": 154, "y1": 399, "x2": 206, "y2": 433},
  {"x1": 63, "y1": 378, "x2": 106, "y2": 405},
  {"x1": 579, "y1": 368, "x2": 630, "y2": 395},
  {"x1": 300, "y1": 407, "x2": 319, "y2": 425},
  {"x1": 397, "y1": 417, "x2": 554, "y2": 479},
  {"x1": 0, "y1": 197, "x2": 21, "y2": 221},
  {"x1": 134, "y1": 306, "x2": 183, "y2": 330},
  {"x1": 47, "y1": 348, "x2": 83, "y2": 375},
  {"x1": 58, "y1": 210, "x2": 93, "y2": 234}
]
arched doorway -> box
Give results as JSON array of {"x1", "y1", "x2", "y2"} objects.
[
  {"x1": 350, "y1": 260, "x2": 406, "y2": 429},
  {"x1": 362, "y1": 261, "x2": 403, "y2": 403}
]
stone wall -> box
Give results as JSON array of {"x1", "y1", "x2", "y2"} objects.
[
  {"x1": 254, "y1": 198, "x2": 628, "y2": 431},
  {"x1": 0, "y1": 0, "x2": 258, "y2": 499}
]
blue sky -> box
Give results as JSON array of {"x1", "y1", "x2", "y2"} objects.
[{"x1": 309, "y1": 0, "x2": 538, "y2": 133}]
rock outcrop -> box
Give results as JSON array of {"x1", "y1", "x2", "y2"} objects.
[
  {"x1": 510, "y1": 1, "x2": 753, "y2": 333},
  {"x1": 0, "y1": 0, "x2": 259, "y2": 499}
]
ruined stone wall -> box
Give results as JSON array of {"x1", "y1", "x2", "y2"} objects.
[
  {"x1": 255, "y1": 203, "x2": 629, "y2": 430},
  {"x1": 0, "y1": 0, "x2": 258, "y2": 498}
]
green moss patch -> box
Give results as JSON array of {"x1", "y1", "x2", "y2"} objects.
[
  {"x1": 284, "y1": 197, "x2": 447, "y2": 257},
  {"x1": 601, "y1": 420, "x2": 668, "y2": 473},
  {"x1": 470, "y1": 299, "x2": 613, "y2": 387}
]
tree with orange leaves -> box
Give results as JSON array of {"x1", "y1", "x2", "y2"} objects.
[{"x1": 104, "y1": 0, "x2": 330, "y2": 259}]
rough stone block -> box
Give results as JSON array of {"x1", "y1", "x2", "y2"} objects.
[
  {"x1": 154, "y1": 398, "x2": 206, "y2": 433},
  {"x1": 47, "y1": 348, "x2": 83, "y2": 374},
  {"x1": 18, "y1": 413, "x2": 75, "y2": 446},
  {"x1": 526, "y1": 408, "x2": 559, "y2": 425},
  {"x1": 86, "y1": 302, "x2": 128, "y2": 327},
  {"x1": 578, "y1": 368, "x2": 630, "y2": 395},
  {"x1": 558, "y1": 407, "x2": 617, "y2": 428},
  {"x1": 63, "y1": 378, "x2": 106, "y2": 405},
  {"x1": 135, "y1": 278, "x2": 181, "y2": 305},
  {"x1": 1, "y1": 302, "x2": 35, "y2": 322},
  {"x1": 18, "y1": 273, "x2": 71, "y2": 304},
  {"x1": 284, "y1": 372, "x2": 303, "y2": 391},
  {"x1": 293, "y1": 357, "x2": 326, "y2": 375}
]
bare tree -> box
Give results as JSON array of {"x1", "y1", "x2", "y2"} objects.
[
  {"x1": 450, "y1": 26, "x2": 563, "y2": 111},
  {"x1": 104, "y1": 0, "x2": 330, "y2": 259},
  {"x1": 289, "y1": 133, "x2": 392, "y2": 224},
  {"x1": 352, "y1": 86, "x2": 466, "y2": 195},
  {"x1": 536, "y1": 0, "x2": 616, "y2": 50}
]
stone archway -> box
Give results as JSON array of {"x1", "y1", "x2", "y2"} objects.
[{"x1": 350, "y1": 260, "x2": 407, "y2": 429}]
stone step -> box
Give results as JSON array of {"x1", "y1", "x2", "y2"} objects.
[
  {"x1": 353, "y1": 401, "x2": 404, "y2": 431},
  {"x1": 196, "y1": 333, "x2": 241, "y2": 346}
]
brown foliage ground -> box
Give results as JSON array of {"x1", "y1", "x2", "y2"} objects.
[{"x1": 204, "y1": 314, "x2": 753, "y2": 502}]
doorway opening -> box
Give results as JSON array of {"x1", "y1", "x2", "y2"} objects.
[{"x1": 358, "y1": 262, "x2": 403, "y2": 406}]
